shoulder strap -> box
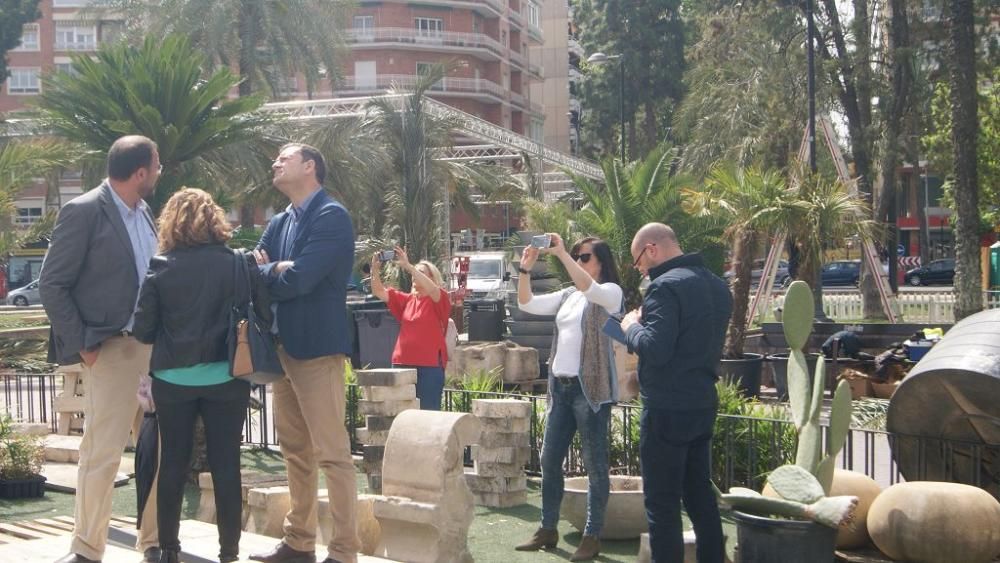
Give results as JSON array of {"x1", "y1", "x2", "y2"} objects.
[{"x1": 232, "y1": 248, "x2": 251, "y2": 309}]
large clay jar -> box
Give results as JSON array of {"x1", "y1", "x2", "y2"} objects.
[
  {"x1": 867, "y1": 481, "x2": 1000, "y2": 563},
  {"x1": 829, "y1": 469, "x2": 881, "y2": 549}
]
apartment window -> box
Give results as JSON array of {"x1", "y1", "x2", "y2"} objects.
[
  {"x1": 54, "y1": 62, "x2": 79, "y2": 77},
  {"x1": 100, "y1": 21, "x2": 125, "y2": 44},
  {"x1": 417, "y1": 62, "x2": 443, "y2": 90},
  {"x1": 353, "y1": 15, "x2": 374, "y2": 39},
  {"x1": 15, "y1": 208, "x2": 43, "y2": 227},
  {"x1": 527, "y1": 1, "x2": 541, "y2": 28},
  {"x1": 15, "y1": 24, "x2": 40, "y2": 51},
  {"x1": 7, "y1": 68, "x2": 41, "y2": 95},
  {"x1": 53, "y1": 0, "x2": 91, "y2": 6},
  {"x1": 55, "y1": 23, "x2": 97, "y2": 50},
  {"x1": 415, "y1": 18, "x2": 443, "y2": 38}
]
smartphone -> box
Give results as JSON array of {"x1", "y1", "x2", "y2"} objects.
[
  {"x1": 530, "y1": 234, "x2": 552, "y2": 249},
  {"x1": 378, "y1": 249, "x2": 397, "y2": 262}
]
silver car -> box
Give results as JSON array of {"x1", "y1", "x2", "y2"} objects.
[{"x1": 6, "y1": 280, "x2": 40, "y2": 306}]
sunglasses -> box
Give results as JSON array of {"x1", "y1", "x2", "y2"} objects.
[{"x1": 571, "y1": 252, "x2": 593, "y2": 264}]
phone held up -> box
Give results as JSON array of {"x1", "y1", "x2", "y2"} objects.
[
  {"x1": 530, "y1": 234, "x2": 552, "y2": 249},
  {"x1": 378, "y1": 249, "x2": 397, "y2": 263}
]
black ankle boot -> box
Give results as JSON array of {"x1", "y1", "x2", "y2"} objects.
[{"x1": 158, "y1": 549, "x2": 179, "y2": 563}]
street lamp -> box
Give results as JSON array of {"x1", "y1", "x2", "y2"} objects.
[{"x1": 586, "y1": 51, "x2": 625, "y2": 163}]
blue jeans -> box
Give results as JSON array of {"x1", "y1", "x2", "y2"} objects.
[
  {"x1": 415, "y1": 366, "x2": 445, "y2": 410},
  {"x1": 640, "y1": 406, "x2": 724, "y2": 563},
  {"x1": 540, "y1": 378, "x2": 611, "y2": 536}
]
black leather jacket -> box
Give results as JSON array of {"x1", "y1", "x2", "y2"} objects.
[{"x1": 134, "y1": 243, "x2": 272, "y2": 373}]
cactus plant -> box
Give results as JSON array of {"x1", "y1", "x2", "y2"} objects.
[{"x1": 717, "y1": 281, "x2": 858, "y2": 528}]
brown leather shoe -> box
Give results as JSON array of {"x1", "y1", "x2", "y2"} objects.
[
  {"x1": 514, "y1": 527, "x2": 559, "y2": 551},
  {"x1": 249, "y1": 542, "x2": 317, "y2": 563},
  {"x1": 570, "y1": 535, "x2": 601, "y2": 561}
]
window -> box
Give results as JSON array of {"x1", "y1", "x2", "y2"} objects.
[
  {"x1": 55, "y1": 24, "x2": 97, "y2": 50},
  {"x1": 353, "y1": 15, "x2": 374, "y2": 39},
  {"x1": 415, "y1": 17, "x2": 443, "y2": 38},
  {"x1": 54, "y1": 63, "x2": 78, "y2": 76},
  {"x1": 15, "y1": 24, "x2": 39, "y2": 51},
  {"x1": 527, "y1": 1, "x2": 541, "y2": 28},
  {"x1": 53, "y1": 0, "x2": 91, "y2": 6},
  {"x1": 7, "y1": 68, "x2": 40, "y2": 95},
  {"x1": 15, "y1": 208, "x2": 43, "y2": 226}
]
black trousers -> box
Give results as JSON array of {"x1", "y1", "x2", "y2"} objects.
[
  {"x1": 152, "y1": 377, "x2": 249, "y2": 559},
  {"x1": 640, "y1": 406, "x2": 724, "y2": 563}
]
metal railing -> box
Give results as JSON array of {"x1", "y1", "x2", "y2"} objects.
[
  {"x1": 336, "y1": 74, "x2": 507, "y2": 100},
  {"x1": 345, "y1": 27, "x2": 506, "y2": 58},
  {"x1": 8, "y1": 375, "x2": 992, "y2": 498}
]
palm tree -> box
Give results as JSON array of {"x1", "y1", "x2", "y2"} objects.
[
  {"x1": 0, "y1": 137, "x2": 77, "y2": 259},
  {"x1": 34, "y1": 34, "x2": 273, "y2": 214},
  {"x1": 779, "y1": 167, "x2": 878, "y2": 319},
  {"x1": 569, "y1": 145, "x2": 723, "y2": 309},
  {"x1": 684, "y1": 164, "x2": 787, "y2": 358},
  {"x1": 338, "y1": 65, "x2": 521, "y2": 280}
]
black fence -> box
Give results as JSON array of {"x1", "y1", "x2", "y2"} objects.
[{"x1": 4, "y1": 373, "x2": 997, "y2": 497}]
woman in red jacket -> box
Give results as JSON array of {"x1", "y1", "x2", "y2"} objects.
[{"x1": 370, "y1": 246, "x2": 452, "y2": 410}]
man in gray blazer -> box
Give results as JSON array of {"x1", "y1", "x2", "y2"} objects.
[{"x1": 40, "y1": 135, "x2": 162, "y2": 563}]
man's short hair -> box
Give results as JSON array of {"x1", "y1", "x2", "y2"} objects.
[
  {"x1": 282, "y1": 143, "x2": 327, "y2": 185},
  {"x1": 107, "y1": 135, "x2": 157, "y2": 181}
]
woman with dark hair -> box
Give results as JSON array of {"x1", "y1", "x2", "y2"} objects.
[
  {"x1": 514, "y1": 233, "x2": 622, "y2": 561},
  {"x1": 134, "y1": 188, "x2": 271, "y2": 563}
]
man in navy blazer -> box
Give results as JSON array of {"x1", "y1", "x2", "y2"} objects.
[{"x1": 251, "y1": 144, "x2": 360, "y2": 563}]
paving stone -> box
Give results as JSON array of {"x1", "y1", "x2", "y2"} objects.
[
  {"x1": 470, "y1": 445, "x2": 530, "y2": 465},
  {"x1": 362, "y1": 385, "x2": 417, "y2": 402},
  {"x1": 472, "y1": 461, "x2": 526, "y2": 478},
  {"x1": 479, "y1": 417, "x2": 530, "y2": 433},
  {"x1": 475, "y1": 430, "x2": 529, "y2": 448},
  {"x1": 465, "y1": 474, "x2": 527, "y2": 494},
  {"x1": 359, "y1": 399, "x2": 419, "y2": 416}
]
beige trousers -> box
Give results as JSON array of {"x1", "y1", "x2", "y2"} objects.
[
  {"x1": 72, "y1": 336, "x2": 159, "y2": 560},
  {"x1": 274, "y1": 349, "x2": 360, "y2": 563}
]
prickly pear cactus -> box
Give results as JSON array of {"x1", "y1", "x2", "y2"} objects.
[{"x1": 718, "y1": 281, "x2": 858, "y2": 528}]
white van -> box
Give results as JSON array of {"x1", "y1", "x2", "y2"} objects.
[{"x1": 459, "y1": 252, "x2": 511, "y2": 299}]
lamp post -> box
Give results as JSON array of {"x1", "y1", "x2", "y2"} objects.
[{"x1": 586, "y1": 52, "x2": 625, "y2": 163}]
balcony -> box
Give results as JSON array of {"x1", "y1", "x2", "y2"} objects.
[
  {"x1": 527, "y1": 23, "x2": 543, "y2": 43},
  {"x1": 346, "y1": 27, "x2": 506, "y2": 60},
  {"x1": 508, "y1": 8, "x2": 525, "y2": 29},
  {"x1": 336, "y1": 74, "x2": 507, "y2": 102},
  {"x1": 374, "y1": 0, "x2": 504, "y2": 18}
]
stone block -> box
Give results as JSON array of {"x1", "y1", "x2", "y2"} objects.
[
  {"x1": 358, "y1": 399, "x2": 419, "y2": 416},
  {"x1": 476, "y1": 430, "x2": 529, "y2": 448},
  {"x1": 473, "y1": 461, "x2": 526, "y2": 478},
  {"x1": 245, "y1": 486, "x2": 291, "y2": 538},
  {"x1": 450, "y1": 342, "x2": 507, "y2": 379},
  {"x1": 503, "y1": 345, "x2": 540, "y2": 382},
  {"x1": 362, "y1": 385, "x2": 417, "y2": 402},
  {"x1": 317, "y1": 493, "x2": 381, "y2": 556},
  {"x1": 365, "y1": 415, "x2": 396, "y2": 432},
  {"x1": 479, "y1": 416, "x2": 530, "y2": 434},
  {"x1": 470, "y1": 445, "x2": 530, "y2": 465},
  {"x1": 473, "y1": 490, "x2": 528, "y2": 508},
  {"x1": 12, "y1": 422, "x2": 50, "y2": 436},
  {"x1": 356, "y1": 368, "x2": 418, "y2": 387},
  {"x1": 471, "y1": 398, "x2": 531, "y2": 419},
  {"x1": 465, "y1": 474, "x2": 527, "y2": 494},
  {"x1": 356, "y1": 427, "x2": 390, "y2": 446}
]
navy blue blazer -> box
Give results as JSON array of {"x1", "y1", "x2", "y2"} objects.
[{"x1": 257, "y1": 189, "x2": 355, "y2": 360}]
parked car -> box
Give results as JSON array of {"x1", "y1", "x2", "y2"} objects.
[
  {"x1": 905, "y1": 258, "x2": 955, "y2": 286},
  {"x1": 781, "y1": 260, "x2": 890, "y2": 288},
  {"x1": 6, "y1": 279, "x2": 39, "y2": 306},
  {"x1": 725, "y1": 259, "x2": 789, "y2": 287}
]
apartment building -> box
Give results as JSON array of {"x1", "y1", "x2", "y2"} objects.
[{"x1": 331, "y1": 0, "x2": 547, "y2": 140}]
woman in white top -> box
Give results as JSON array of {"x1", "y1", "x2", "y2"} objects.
[{"x1": 514, "y1": 233, "x2": 623, "y2": 562}]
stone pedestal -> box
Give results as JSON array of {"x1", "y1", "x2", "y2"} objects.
[
  {"x1": 372, "y1": 410, "x2": 481, "y2": 563},
  {"x1": 448, "y1": 341, "x2": 540, "y2": 383},
  {"x1": 245, "y1": 486, "x2": 291, "y2": 538},
  {"x1": 197, "y1": 471, "x2": 288, "y2": 528},
  {"x1": 466, "y1": 399, "x2": 530, "y2": 507},
  {"x1": 317, "y1": 492, "x2": 382, "y2": 556},
  {"x1": 356, "y1": 368, "x2": 418, "y2": 494}
]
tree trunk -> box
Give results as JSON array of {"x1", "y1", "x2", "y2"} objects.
[
  {"x1": 723, "y1": 229, "x2": 756, "y2": 359},
  {"x1": 948, "y1": 0, "x2": 981, "y2": 321}
]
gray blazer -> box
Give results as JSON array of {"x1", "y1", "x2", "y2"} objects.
[{"x1": 40, "y1": 182, "x2": 156, "y2": 365}]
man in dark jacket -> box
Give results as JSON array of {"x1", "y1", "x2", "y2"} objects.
[
  {"x1": 250, "y1": 144, "x2": 360, "y2": 563},
  {"x1": 621, "y1": 223, "x2": 732, "y2": 563}
]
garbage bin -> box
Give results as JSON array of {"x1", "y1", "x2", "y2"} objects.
[
  {"x1": 347, "y1": 299, "x2": 390, "y2": 368},
  {"x1": 467, "y1": 298, "x2": 506, "y2": 342},
  {"x1": 353, "y1": 309, "x2": 400, "y2": 369}
]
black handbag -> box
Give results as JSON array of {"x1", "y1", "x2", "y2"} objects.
[{"x1": 228, "y1": 249, "x2": 284, "y2": 384}]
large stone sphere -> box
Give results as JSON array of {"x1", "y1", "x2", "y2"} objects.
[
  {"x1": 867, "y1": 481, "x2": 1000, "y2": 562},
  {"x1": 829, "y1": 469, "x2": 882, "y2": 549}
]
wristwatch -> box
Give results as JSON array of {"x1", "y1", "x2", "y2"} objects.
[{"x1": 517, "y1": 266, "x2": 531, "y2": 275}]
